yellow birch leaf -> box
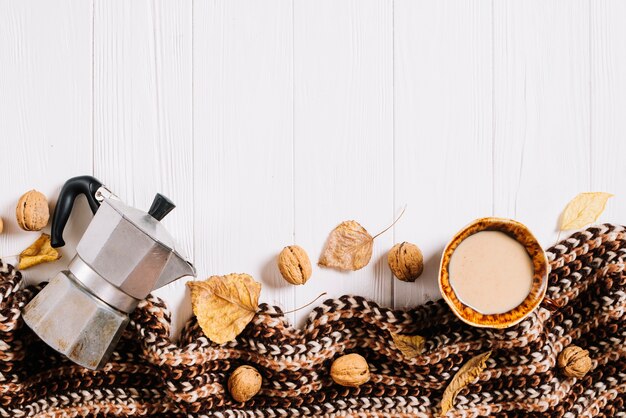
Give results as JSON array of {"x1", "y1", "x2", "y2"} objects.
[
  {"x1": 187, "y1": 273, "x2": 261, "y2": 344},
  {"x1": 440, "y1": 351, "x2": 491, "y2": 415},
  {"x1": 318, "y1": 220, "x2": 373, "y2": 271},
  {"x1": 560, "y1": 192, "x2": 613, "y2": 230},
  {"x1": 18, "y1": 233, "x2": 61, "y2": 270},
  {"x1": 391, "y1": 333, "x2": 425, "y2": 358}
]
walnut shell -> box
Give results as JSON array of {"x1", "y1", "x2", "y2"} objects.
[
  {"x1": 277, "y1": 245, "x2": 312, "y2": 285},
  {"x1": 228, "y1": 365, "x2": 262, "y2": 403},
  {"x1": 16, "y1": 190, "x2": 49, "y2": 231},
  {"x1": 558, "y1": 345, "x2": 592, "y2": 378},
  {"x1": 330, "y1": 353, "x2": 370, "y2": 387},
  {"x1": 388, "y1": 242, "x2": 423, "y2": 282}
]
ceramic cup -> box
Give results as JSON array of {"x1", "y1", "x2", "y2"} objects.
[{"x1": 438, "y1": 217, "x2": 549, "y2": 328}]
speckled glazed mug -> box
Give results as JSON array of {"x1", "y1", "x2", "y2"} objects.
[{"x1": 438, "y1": 217, "x2": 550, "y2": 328}]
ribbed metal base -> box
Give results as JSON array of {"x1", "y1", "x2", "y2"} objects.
[{"x1": 22, "y1": 271, "x2": 129, "y2": 370}]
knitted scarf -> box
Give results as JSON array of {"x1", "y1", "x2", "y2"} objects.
[{"x1": 0, "y1": 224, "x2": 623, "y2": 417}]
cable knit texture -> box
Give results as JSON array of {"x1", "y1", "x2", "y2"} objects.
[{"x1": 0, "y1": 224, "x2": 624, "y2": 417}]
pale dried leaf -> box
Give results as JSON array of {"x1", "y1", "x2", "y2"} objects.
[
  {"x1": 391, "y1": 333, "x2": 425, "y2": 358},
  {"x1": 318, "y1": 220, "x2": 373, "y2": 271},
  {"x1": 18, "y1": 233, "x2": 61, "y2": 270},
  {"x1": 440, "y1": 351, "x2": 491, "y2": 415},
  {"x1": 560, "y1": 192, "x2": 613, "y2": 230},
  {"x1": 187, "y1": 273, "x2": 261, "y2": 344}
]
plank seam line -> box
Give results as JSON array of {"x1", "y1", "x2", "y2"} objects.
[
  {"x1": 491, "y1": 0, "x2": 495, "y2": 217},
  {"x1": 391, "y1": 0, "x2": 396, "y2": 308},
  {"x1": 291, "y1": 0, "x2": 296, "y2": 325},
  {"x1": 91, "y1": 0, "x2": 95, "y2": 176},
  {"x1": 587, "y1": 0, "x2": 594, "y2": 190},
  {"x1": 191, "y1": 0, "x2": 196, "y2": 263}
]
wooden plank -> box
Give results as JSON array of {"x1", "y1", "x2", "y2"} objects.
[
  {"x1": 0, "y1": 0, "x2": 92, "y2": 284},
  {"x1": 293, "y1": 0, "x2": 393, "y2": 325},
  {"x1": 591, "y1": 1, "x2": 626, "y2": 222},
  {"x1": 493, "y1": 1, "x2": 590, "y2": 246},
  {"x1": 393, "y1": 1, "x2": 493, "y2": 308},
  {"x1": 193, "y1": 1, "x2": 295, "y2": 321},
  {"x1": 93, "y1": 0, "x2": 193, "y2": 336}
]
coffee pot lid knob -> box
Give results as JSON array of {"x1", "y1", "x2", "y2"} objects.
[{"x1": 148, "y1": 193, "x2": 175, "y2": 221}]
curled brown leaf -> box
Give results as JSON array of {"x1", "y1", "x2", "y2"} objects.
[
  {"x1": 318, "y1": 207, "x2": 406, "y2": 272},
  {"x1": 318, "y1": 220, "x2": 373, "y2": 271},
  {"x1": 18, "y1": 233, "x2": 61, "y2": 270},
  {"x1": 391, "y1": 333, "x2": 425, "y2": 358},
  {"x1": 440, "y1": 351, "x2": 491, "y2": 415}
]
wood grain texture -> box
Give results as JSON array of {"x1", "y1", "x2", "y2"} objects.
[
  {"x1": 193, "y1": 0, "x2": 295, "y2": 322},
  {"x1": 493, "y1": 0, "x2": 591, "y2": 247},
  {"x1": 591, "y1": 0, "x2": 626, "y2": 222},
  {"x1": 93, "y1": 0, "x2": 193, "y2": 336},
  {"x1": 293, "y1": 0, "x2": 393, "y2": 325},
  {"x1": 393, "y1": 0, "x2": 493, "y2": 308},
  {"x1": 0, "y1": 0, "x2": 93, "y2": 285},
  {"x1": 1, "y1": 1, "x2": 626, "y2": 337}
]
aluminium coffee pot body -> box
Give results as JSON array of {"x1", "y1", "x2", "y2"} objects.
[{"x1": 22, "y1": 176, "x2": 196, "y2": 370}]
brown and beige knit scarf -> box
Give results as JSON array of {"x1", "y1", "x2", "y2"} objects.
[{"x1": 0, "y1": 224, "x2": 624, "y2": 417}]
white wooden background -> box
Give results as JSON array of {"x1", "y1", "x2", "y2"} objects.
[{"x1": 1, "y1": 0, "x2": 625, "y2": 337}]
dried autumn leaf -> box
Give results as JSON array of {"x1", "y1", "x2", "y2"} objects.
[
  {"x1": 560, "y1": 192, "x2": 613, "y2": 230},
  {"x1": 187, "y1": 273, "x2": 261, "y2": 344},
  {"x1": 18, "y1": 233, "x2": 61, "y2": 270},
  {"x1": 440, "y1": 351, "x2": 491, "y2": 415},
  {"x1": 318, "y1": 220, "x2": 373, "y2": 271},
  {"x1": 392, "y1": 333, "x2": 425, "y2": 358},
  {"x1": 318, "y1": 208, "x2": 406, "y2": 272}
]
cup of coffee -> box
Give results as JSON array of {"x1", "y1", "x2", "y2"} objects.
[{"x1": 438, "y1": 217, "x2": 549, "y2": 328}]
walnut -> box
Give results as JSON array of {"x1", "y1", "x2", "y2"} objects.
[
  {"x1": 388, "y1": 242, "x2": 423, "y2": 282},
  {"x1": 330, "y1": 353, "x2": 370, "y2": 387},
  {"x1": 228, "y1": 365, "x2": 262, "y2": 403},
  {"x1": 16, "y1": 190, "x2": 49, "y2": 231},
  {"x1": 558, "y1": 345, "x2": 592, "y2": 378},
  {"x1": 277, "y1": 245, "x2": 312, "y2": 285}
]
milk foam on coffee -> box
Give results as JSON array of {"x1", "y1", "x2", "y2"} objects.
[{"x1": 448, "y1": 231, "x2": 533, "y2": 315}]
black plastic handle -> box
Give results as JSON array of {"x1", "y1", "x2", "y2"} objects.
[
  {"x1": 50, "y1": 176, "x2": 103, "y2": 248},
  {"x1": 148, "y1": 193, "x2": 176, "y2": 221}
]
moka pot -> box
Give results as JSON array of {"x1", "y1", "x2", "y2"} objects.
[{"x1": 22, "y1": 176, "x2": 196, "y2": 370}]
